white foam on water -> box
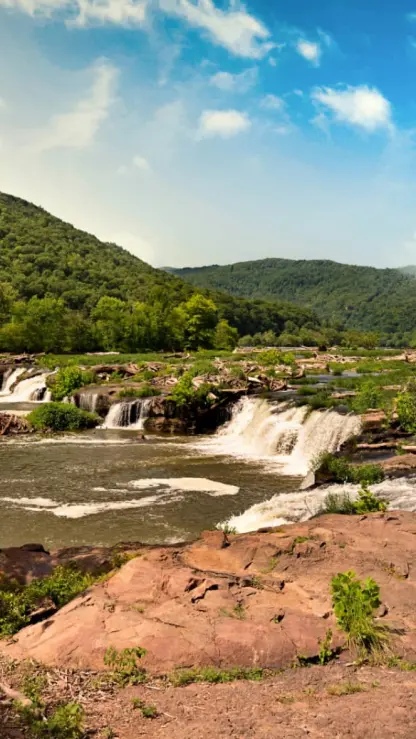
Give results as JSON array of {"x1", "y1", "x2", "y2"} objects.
[
  {"x1": 0, "y1": 436, "x2": 134, "y2": 446},
  {"x1": 126, "y1": 477, "x2": 240, "y2": 497},
  {"x1": 196, "y1": 398, "x2": 361, "y2": 476},
  {"x1": 0, "y1": 371, "x2": 52, "y2": 403},
  {"x1": 221, "y1": 477, "x2": 416, "y2": 534},
  {"x1": 0, "y1": 495, "x2": 160, "y2": 518},
  {"x1": 0, "y1": 368, "x2": 26, "y2": 397}
]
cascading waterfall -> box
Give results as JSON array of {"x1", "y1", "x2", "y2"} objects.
[
  {"x1": 0, "y1": 368, "x2": 26, "y2": 397},
  {"x1": 200, "y1": 397, "x2": 361, "y2": 476},
  {"x1": 77, "y1": 392, "x2": 100, "y2": 413},
  {"x1": 0, "y1": 371, "x2": 52, "y2": 403},
  {"x1": 103, "y1": 399, "x2": 153, "y2": 430}
]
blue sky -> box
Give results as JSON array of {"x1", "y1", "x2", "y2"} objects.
[{"x1": 1, "y1": 1, "x2": 416, "y2": 268}]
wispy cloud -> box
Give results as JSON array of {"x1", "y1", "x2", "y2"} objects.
[
  {"x1": 32, "y1": 60, "x2": 118, "y2": 151},
  {"x1": 197, "y1": 109, "x2": 251, "y2": 139},
  {"x1": 132, "y1": 154, "x2": 151, "y2": 171},
  {"x1": 312, "y1": 85, "x2": 393, "y2": 132},
  {"x1": 296, "y1": 39, "x2": 321, "y2": 66},
  {"x1": 209, "y1": 67, "x2": 257, "y2": 93},
  {"x1": 160, "y1": 0, "x2": 274, "y2": 59},
  {"x1": 260, "y1": 94, "x2": 285, "y2": 111},
  {"x1": 70, "y1": 0, "x2": 148, "y2": 27}
]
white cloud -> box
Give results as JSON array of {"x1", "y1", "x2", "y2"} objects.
[
  {"x1": 33, "y1": 60, "x2": 118, "y2": 151},
  {"x1": 198, "y1": 109, "x2": 251, "y2": 138},
  {"x1": 260, "y1": 94, "x2": 285, "y2": 111},
  {"x1": 296, "y1": 39, "x2": 321, "y2": 66},
  {"x1": 70, "y1": 0, "x2": 147, "y2": 27},
  {"x1": 161, "y1": 0, "x2": 274, "y2": 59},
  {"x1": 132, "y1": 154, "x2": 151, "y2": 171},
  {"x1": 209, "y1": 67, "x2": 257, "y2": 93},
  {"x1": 0, "y1": 0, "x2": 148, "y2": 25},
  {"x1": 312, "y1": 85, "x2": 393, "y2": 132}
]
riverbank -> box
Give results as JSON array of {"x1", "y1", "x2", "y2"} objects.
[{"x1": 1, "y1": 511, "x2": 416, "y2": 737}]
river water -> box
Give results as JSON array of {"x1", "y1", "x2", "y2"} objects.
[{"x1": 2, "y1": 393, "x2": 416, "y2": 549}]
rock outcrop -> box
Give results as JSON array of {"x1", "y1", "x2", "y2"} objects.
[{"x1": 2, "y1": 512, "x2": 416, "y2": 674}]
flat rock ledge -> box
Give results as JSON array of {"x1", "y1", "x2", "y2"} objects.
[{"x1": 1, "y1": 512, "x2": 416, "y2": 674}]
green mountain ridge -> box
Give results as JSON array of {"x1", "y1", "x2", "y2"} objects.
[
  {"x1": 0, "y1": 193, "x2": 321, "y2": 352},
  {"x1": 171, "y1": 258, "x2": 416, "y2": 341}
]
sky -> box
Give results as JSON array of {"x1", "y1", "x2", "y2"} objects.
[{"x1": 2, "y1": 1, "x2": 416, "y2": 268}]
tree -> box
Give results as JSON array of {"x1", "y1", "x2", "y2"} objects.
[
  {"x1": 213, "y1": 320, "x2": 238, "y2": 350},
  {"x1": 92, "y1": 296, "x2": 130, "y2": 351},
  {"x1": 179, "y1": 294, "x2": 218, "y2": 349},
  {"x1": 0, "y1": 282, "x2": 17, "y2": 324}
]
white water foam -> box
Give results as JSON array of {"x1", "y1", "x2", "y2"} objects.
[
  {"x1": 197, "y1": 398, "x2": 361, "y2": 476},
  {"x1": 0, "y1": 495, "x2": 160, "y2": 518},
  {"x1": 102, "y1": 399, "x2": 153, "y2": 430},
  {"x1": 0, "y1": 371, "x2": 52, "y2": 403},
  {"x1": 222, "y1": 477, "x2": 416, "y2": 534},
  {"x1": 0, "y1": 368, "x2": 26, "y2": 397},
  {"x1": 126, "y1": 477, "x2": 239, "y2": 497}
]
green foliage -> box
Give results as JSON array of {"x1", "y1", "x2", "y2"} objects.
[
  {"x1": 132, "y1": 698, "x2": 158, "y2": 719},
  {"x1": 354, "y1": 485, "x2": 387, "y2": 513},
  {"x1": 15, "y1": 702, "x2": 85, "y2": 739},
  {"x1": 352, "y1": 380, "x2": 385, "y2": 413},
  {"x1": 28, "y1": 402, "x2": 100, "y2": 431},
  {"x1": 396, "y1": 388, "x2": 416, "y2": 432},
  {"x1": 331, "y1": 571, "x2": 388, "y2": 658},
  {"x1": 52, "y1": 366, "x2": 96, "y2": 402},
  {"x1": 316, "y1": 453, "x2": 384, "y2": 485},
  {"x1": 169, "y1": 666, "x2": 264, "y2": 687},
  {"x1": 103, "y1": 646, "x2": 147, "y2": 686},
  {"x1": 173, "y1": 257, "x2": 416, "y2": 341},
  {"x1": 0, "y1": 566, "x2": 96, "y2": 636},
  {"x1": 321, "y1": 485, "x2": 387, "y2": 516},
  {"x1": 318, "y1": 629, "x2": 335, "y2": 665},
  {"x1": 213, "y1": 319, "x2": 239, "y2": 350},
  {"x1": 169, "y1": 372, "x2": 214, "y2": 407},
  {"x1": 257, "y1": 349, "x2": 281, "y2": 366}
]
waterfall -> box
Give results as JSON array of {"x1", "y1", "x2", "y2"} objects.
[
  {"x1": 102, "y1": 399, "x2": 152, "y2": 430},
  {"x1": 200, "y1": 398, "x2": 361, "y2": 476},
  {"x1": 77, "y1": 391, "x2": 100, "y2": 413},
  {"x1": 0, "y1": 371, "x2": 52, "y2": 403},
  {"x1": 0, "y1": 368, "x2": 26, "y2": 397}
]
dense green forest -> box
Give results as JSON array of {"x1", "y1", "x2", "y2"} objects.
[
  {"x1": 171, "y1": 258, "x2": 416, "y2": 346},
  {"x1": 0, "y1": 193, "x2": 327, "y2": 353}
]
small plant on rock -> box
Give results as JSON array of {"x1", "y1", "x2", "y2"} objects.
[
  {"x1": 353, "y1": 485, "x2": 387, "y2": 514},
  {"x1": 318, "y1": 629, "x2": 335, "y2": 665},
  {"x1": 104, "y1": 646, "x2": 147, "y2": 686},
  {"x1": 331, "y1": 571, "x2": 389, "y2": 659}
]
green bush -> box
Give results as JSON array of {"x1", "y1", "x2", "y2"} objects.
[
  {"x1": 0, "y1": 566, "x2": 96, "y2": 636},
  {"x1": 352, "y1": 380, "x2": 384, "y2": 413},
  {"x1": 169, "y1": 372, "x2": 215, "y2": 407},
  {"x1": 169, "y1": 666, "x2": 264, "y2": 687},
  {"x1": 315, "y1": 453, "x2": 384, "y2": 485},
  {"x1": 16, "y1": 702, "x2": 85, "y2": 739},
  {"x1": 51, "y1": 366, "x2": 96, "y2": 402},
  {"x1": 321, "y1": 485, "x2": 387, "y2": 516},
  {"x1": 331, "y1": 571, "x2": 388, "y2": 658},
  {"x1": 396, "y1": 389, "x2": 416, "y2": 433},
  {"x1": 104, "y1": 646, "x2": 147, "y2": 686},
  {"x1": 28, "y1": 402, "x2": 100, "y2": 431}
]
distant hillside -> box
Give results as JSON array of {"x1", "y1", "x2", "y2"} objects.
[
  {"x1": 171, "y1": 258, "x2": 416, "y2": 339},
  {"x1": 0, "y1": 194, "x2": 320, "y2": 349}
]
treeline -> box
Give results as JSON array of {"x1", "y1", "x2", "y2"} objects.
[
  {"x1": 0, "y1": 192, "x2": 324, "y2": 353},
  {"x1": 172, "y1": 258, "x2": 416, "y2": 346}
]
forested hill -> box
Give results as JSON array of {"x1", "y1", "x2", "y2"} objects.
[
  {"x1": 0, "y1": 193, "x2": 321, "y2": 353},
  {"x1": 171, "y1": 258, "x2": 416, "y2": 341}
]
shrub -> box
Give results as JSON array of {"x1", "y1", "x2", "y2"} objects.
[
  {"x1": 51, "y1": 366, "x2": 96, "y2": 402},
  {"x1": 169, "y1": 372, "x2": 214, "y2": 407},
  {"x1": 28, "y1": 402, "x2": 100, "y2": 432},
  {"x1": 15, "y1": 702, "x2": 85, "y2": 739},
  {"x1": 321, "y1": 486, "x2": 387, "y2": 516},
  {"x1": 352, "y1": 381, "x2": 384, "y2": 413},
  {"x1": 132, "y1": 698, "x2": 158, "y2": 719},
  {"x1": 169, "y1": 666, "x2": 264, "y2": 687},
  {"x1": 0, "y1": 565, "x2": 97, "y2": 636},
  {"x1": 315, "y1": 453, "x2": 384, "y2": 485},
  {"x1": 331, "y1": 571, "x2": 389, "y2": 658},
  {"x1": 257, "y1": 349, "x2": 281, "y2": 366},
  {"x1": 396, "y1": 390, "x2": 416, "y2": 433},
  {"x1": 104, "y1": 646, "x2": 147, "y2": 686}
]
